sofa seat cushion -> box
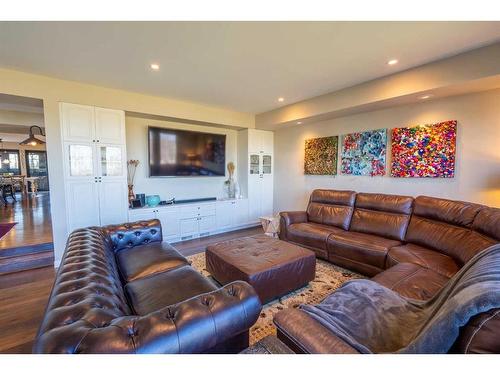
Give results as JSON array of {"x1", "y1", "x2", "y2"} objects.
[
  {"x1": 116, "y1": 242, "x2": 189, "y2": 283},
  {"x1": 372, "y1": 262, "x2": 449, "y2": 300},
  {"x1": 125, "y1": 265, "x2": 218, "y2": 315},
  {"x1": 287, "y1": 222, "x2": 344, "y2": 251},
  {"x1": 387, "y1": 243, "x2": 460, "y2": 278},
  {"x1": 327, "y1": 231, "x2": 401, "y2": 276}
]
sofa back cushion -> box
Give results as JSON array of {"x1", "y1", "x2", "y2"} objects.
[
  {"x1": 349, "y1": 193, "x2": 413, "y2": 241},
  {"x1": 307, "y1": 189, "x2": 356, "y2": 230},
  {"x1": 405, "y1": 196, "x2": 496, "y2": 265},
  {"x1": 103, "y1": 219, "x2": 163, "y2": 253},
  {"x1": 472, "y1": 207, "x2": 500, "y2": 242}
]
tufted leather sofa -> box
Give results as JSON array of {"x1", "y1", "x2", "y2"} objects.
[
  {"x1": 278, "y1": 190, "x2": 500, "y2": 353},
  {"x1": 33, "y1": 219, "x2": 262, "y2": 354}
]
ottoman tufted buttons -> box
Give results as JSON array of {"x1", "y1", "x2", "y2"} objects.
[
  {"x1": 117, "y1": 234, "x2": 124, "y2": 240},
  {"x1": 151, "y1": 229, "x2": 157, "y2": 235},
  {"x1": 135, "y1": 231, "x2": 141, "y2": 237}
]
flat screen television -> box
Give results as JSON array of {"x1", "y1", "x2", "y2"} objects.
[{"x1": 148, "y1": 126, "x2": 226, "y2": 177}]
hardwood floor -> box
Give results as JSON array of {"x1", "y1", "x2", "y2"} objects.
[
  {"x1": 0, "y1": 191, "x2": 53, "y2": 250},
  {"x1": 0, "y1": 192, "x2": 54, "y2": 275},
  {"x1": 0, "y1": 225, "x2": 262, "y2": 353}
]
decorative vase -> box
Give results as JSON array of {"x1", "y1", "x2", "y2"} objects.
[
  {"x1": 128, "y1": 184, "x2": 135, "y2": 206},
  {"x1": 146, "y1": 195, "x2": 161, "y2": 207}
]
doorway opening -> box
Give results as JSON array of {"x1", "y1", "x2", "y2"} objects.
[{"x1": 0, "y1": 93, "x2": 53, "y2": 274}]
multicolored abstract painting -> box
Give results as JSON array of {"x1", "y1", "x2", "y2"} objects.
[
  {"x1": 391, "y1": 120, "x2": 457, "y2": 178},
  {"x1": 340, "y1": 129, "x2": 387, "y2": 176},
  {"x1": 304, "y1": 136, "x2": 338, "y2": 175}
]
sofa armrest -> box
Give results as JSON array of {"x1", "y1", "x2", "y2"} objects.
[
  {"x1": 103, "y1": 219, "x2": 163, "y2": 252},
  {"x1": 280, "y1": 211, "x2": 308, "y2": 226},
  {"x1": 33, "y1": 281, "x2": 262, "y2": 354},
  {"x1": 274, "y1": 309, "x2": 360, "y2": 354},
  {"x1": 279, "y1": 211, "x2": 307, "y2": 240}
]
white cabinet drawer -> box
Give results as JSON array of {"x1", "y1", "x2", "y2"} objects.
[{"x1": 179, "y1": 203, "x2": 216, "y2": 218}]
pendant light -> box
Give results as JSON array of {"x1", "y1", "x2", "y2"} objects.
[{"x1": 19, "y1": 125, "x2": 46, "y2": 146}]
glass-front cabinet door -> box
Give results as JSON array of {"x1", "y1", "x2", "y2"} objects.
[
  {"x1": 68, "y1": 143, "x2": 94, "y2": 177},
  {"x1": 249, "y1": 154, "x2": 260, "y2": 175},
  {"x1": 98, "y1": 145, "x2": 124, "y2": 177},
  {"x1": 262, "y1": 154, "x2": 272, "y2": 175}
]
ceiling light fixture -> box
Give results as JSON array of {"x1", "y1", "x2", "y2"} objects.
[
  {"x1": 278, "y1": 97, "x2": 284, "y2": 102},
  {"x1": 19, "y1": 125, "x2": 46, "y2": 146},
  {"x1": 150, "y1": 63, "x2": 160, "y2": 71},
  {"x1": 387, "y1": 59, "x2": 399, "y2": 66},
  {"x1": 297, "y1": 121, "x2": 302, "y2": 125},
  {"x1": 420, "y1": 94, "x2": 433, "y2": 100}
]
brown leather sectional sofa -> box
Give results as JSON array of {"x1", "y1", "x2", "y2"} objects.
[
  {"x1": 278, "y1": 189, "x2": 500, "y2": 353},
  {"x1": 33, "y1": 220, "x2": 261, "y2": 354}
]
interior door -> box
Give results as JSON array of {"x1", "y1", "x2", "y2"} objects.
[{"x1": 25, "y1": 151, "x2": 49, "y2": 191}]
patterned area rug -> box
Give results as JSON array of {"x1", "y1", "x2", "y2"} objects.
[{"x1": 187, "y1": 252, "x2": 363, "y2": 345}]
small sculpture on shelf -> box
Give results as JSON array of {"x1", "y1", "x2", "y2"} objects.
[
  {"x1": 223, "y1": 161, "x2": 240, "y2": 199},
  {"x1": 127, "y1": 159, "x2": 140, "y2": 207}
]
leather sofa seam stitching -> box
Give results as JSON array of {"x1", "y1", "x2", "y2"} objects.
[{"x1": 464, "y1": 310, "x2": 500, "y2": 353}]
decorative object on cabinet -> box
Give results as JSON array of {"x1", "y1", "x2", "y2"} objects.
[
  {"x1": 146, "y1": 195, "x2": 161, "y2": 207},
  {"x1": 223, "y1": 161, "x2": 240, "y2": 199},
  {"x1": 131, "y1": 199, "x2": 142, "y2": 208},
  {"x1": 135, "y1": 193, "x2": 146, "y2": 207},
  {"x1": 304, "y1": 136, "x2": 338, "y2": 175},
  {"x1": 127, "y1": 159, "x2": 139, "y2": 206},
  {"x1": 341, "y1": 129, "x2": 387, "y2": 176},
  {"x1": 391, "y1": 120, "x2": 457, "y2": 178}
]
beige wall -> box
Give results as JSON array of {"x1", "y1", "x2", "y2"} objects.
[
  {"x1": 0, "y1": 67, "x2": 254, "y2": 265},
  {"x1": 126, "y1": 116, "x2": 237, "y2": 200},
  {"x1": 273, "y1": 88, "x2": 500, "y2": 214}
]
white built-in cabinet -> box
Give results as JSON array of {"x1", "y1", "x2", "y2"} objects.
[
  {"x1": 238, "y1": 129, "x2": 274, "y2": 221},
  {"x1": 128, "y1": 199, "x2": 252, "y2": 243},
  {"x1": 61, "y1": 103, "x2": 128, "y2": 233}
]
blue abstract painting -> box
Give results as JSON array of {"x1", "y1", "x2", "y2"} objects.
[{"x1": 341, "y1": 129, "x2": 387, "y2": 176}]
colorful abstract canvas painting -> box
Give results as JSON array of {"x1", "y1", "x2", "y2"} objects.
[
  {"x1": 391, "y1": 120, "x2": 457, "y2": 178},
  {"x1": 340, "y1": 129, "x2": 387, "y2": 176},
  {"x1": 304, "y1": 136, "x2": 338, "y2": 175}
]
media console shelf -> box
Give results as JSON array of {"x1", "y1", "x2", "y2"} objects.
[{"x1": 128, "y1": 198, "x2": 257, "y2": 243}]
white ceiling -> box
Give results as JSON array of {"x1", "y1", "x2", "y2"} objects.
[{"x1": 0, "y1": 22, "x2": 499, "y2": 114}]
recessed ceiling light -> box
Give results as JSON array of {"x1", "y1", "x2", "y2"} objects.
[
  {"x1": 297, "y1": 121, "x2": 302, "y2": 125},
  {"x1": 420, "y1": 95, "x2": 432, "y2": 100},
  {"x1": 387, "y1": 59, "x2": 399, "y2": 66},
  {"x1": 150, "y1": 63, "x2": 160, "y2": 71},
  {"x1": 278, "y1": 97, "x2": 284, "y2": 102}
]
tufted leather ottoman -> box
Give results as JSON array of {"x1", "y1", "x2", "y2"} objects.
[{"x1": 206, "y1": 234, "x2": 316, "y2": 303}]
